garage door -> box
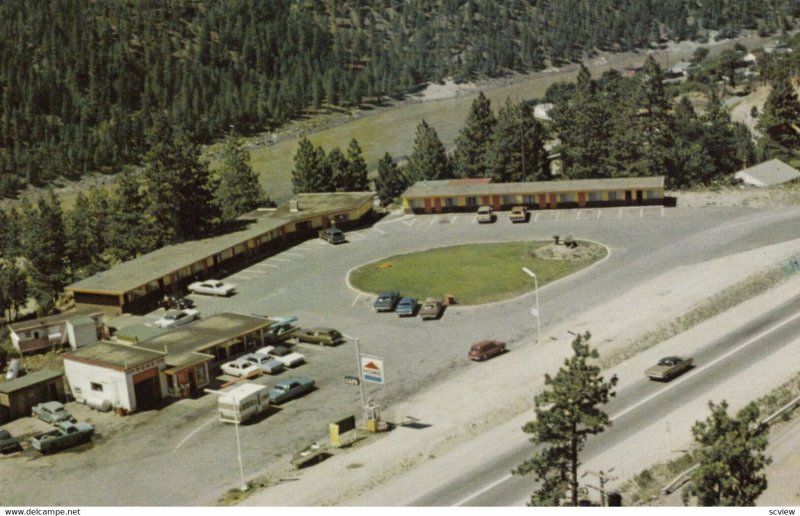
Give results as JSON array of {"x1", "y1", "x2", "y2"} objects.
[{"x1": 133, "y1": 369, "x2": 162, "y2": 411}]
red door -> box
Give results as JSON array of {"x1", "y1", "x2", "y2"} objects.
[
  {"x1": 538, "y1": 194, "x2": 547, "y2": 209},
  {"x1": 481, "y1": 195, "x2": 490, "y2": 206},
  {"x1": 578, "y1": 192, "x2": 586, "y2": 207},
  {"x1": 492, "y1": 196, "x2": 501, "y2": 209},
  {"x1": 433, "y1": 198, "x2": 442, "y2": 213},
  {"x1": 423, "y1": 198, "x2": 432, "y2": 213},
  {"x1": 549, "y1": 193, "x2": 558, "y2": 209}
]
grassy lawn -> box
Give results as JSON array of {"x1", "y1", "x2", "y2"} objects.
[{"x1": 349, "y1": 241, "x2": 606, "y2": 305}]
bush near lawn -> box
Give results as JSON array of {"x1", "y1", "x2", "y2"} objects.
[{"x1": 349, "y1": 241, "x2": 606, "y2": 305}]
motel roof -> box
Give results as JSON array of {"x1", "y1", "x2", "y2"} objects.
[
  {"x1": 63, "y1": 341, "x2": 166, "y2": 370},
  {"x1": 65, "y1": 192, "x2": 374, "y2": 295},
  {"x1": 401, "y1": 176, "x2": 666, "y2": 199}
]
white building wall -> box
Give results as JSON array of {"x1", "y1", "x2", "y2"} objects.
[
  {"x1": 66, "y1": 321, "x2": 98, "y2": 349},
  {"x1": 64, "y1": 360, "x2": 135, "y2": 411}
]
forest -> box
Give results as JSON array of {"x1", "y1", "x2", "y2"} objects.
[{"x1": 2, "y1": 0, "x2": 799, "y2": 197}]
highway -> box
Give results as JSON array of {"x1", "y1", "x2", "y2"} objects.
[{"x1": 407, "y1": 293, "x2": 800, "y2": 506}]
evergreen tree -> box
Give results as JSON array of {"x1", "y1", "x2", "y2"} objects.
[
  {"x1": 487, "y1": 98, "x2": 549, "y2": 182},
  {"x1": 0, "y1": 260, "x2": 28, "y2": 321},
  {"x1": 215, "y1": 132, "x2": 267, "y2": 223},
  {"x1": 344, "y1": 138, "x2": 370, "y2": 191},
  {"x1": 20, "y1": 191, "x2": 68, "y2": 314},
  {"x1": 690, "y1": 401, "x2": 771, "y2": 506},
  {"x1": 453, "y1": 91, "x2": 496, "y2": 178},
  {"x1": 325, "y1": 147, "x2": 348, "y2": 193},
  {"x1": 757, "y1": 75, "x2": 800, "y2": 153},
  {"x1": 107, "y1": 168, "x2": 159, "y2": 262},
  {"x1": 142, "y1": 117, "x2": 217, "y2": 244},
  {"x1": 65, "y1": 192, "x2": 104, "y2": 281},
  {"x1": 631, "y1": 55, "x2": 674, "y2": 178},
  {"x1": 406, "y1": 120, "x2": 451, "y2": 182},
  {"x1": 515, "y1": 332, "x2": 618, "y2": 506},
  {"x1": 291, "y1": 137, "x2": 327, "y2": 193},
  {"x1": 374, "y1": 152, "x2": 410, "y2": 206}
]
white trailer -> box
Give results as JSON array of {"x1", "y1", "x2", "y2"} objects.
[{"x1": 217, "y1": 382, "x2": 270, "y2": 424}]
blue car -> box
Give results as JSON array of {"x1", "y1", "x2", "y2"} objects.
[{"x1": 395, "y1": 297, "x2": 418, "y2": 317}]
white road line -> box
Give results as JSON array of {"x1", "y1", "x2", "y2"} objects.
[
  {"x1": 639, "y1": 207, "x2": 644, "y2": 218},
  {"x1": 661, "y1": 206, "x2": 664, "y2": 217},
  {"x1": 576, "y1": 210, "x2": 582, "y2": 220},
  {"x1": 352, "y1": 294, "x2": 364, "y2": 306},
  {"x1": 555, "y1": 212, "x2": 560, "y2": 220},
  {"x1": 471, "y1": 215, "x2": 478, "y2": 224},
  {"x1": 262, "y1": 263, "x2": 279, "y2": 268},
  {"x1": 452, "y1": 215, "x2": 459, "y2": 224},
  {"x1": 534, "y1": 212, "x2": 540, "y2": 222},
  {"x1": 271, "y1": 258, "x2": 290, "y2": 262},
  {"x1": 618, "y1": 208, "x2": 623, "y2": 218},
  {"x1": 282, "y1": 252, "x2": 303, "y2": 257},
  {"x1": 372, "y1": 227, "x2": 387, "y2": 235},
  {"x1": 173, "y1": 415, "x2": 217, "y2": 452},
  {"x1": 429, "y1": 216, "x2": 439, "y2": 226},
  {"x1": 455, "y1": 310, "x2": 800, "y2": 506},
  {"x1": 597, "y1": 210, "x2": 602, "y2": 220},
  {"x1": 402, "y1": 217, "x2": 417, "y2": 227}
]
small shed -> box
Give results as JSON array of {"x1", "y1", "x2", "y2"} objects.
[
  {"x1": 0, "y1": 369, "x2": 66, "y2": 423},
  {"x1": 734, "y1": 159, "x2": 800, "y2": 187}
]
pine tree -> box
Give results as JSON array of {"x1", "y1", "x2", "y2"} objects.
[
  {"x1": 631, "y1": 55, "x2": 674, "y2": 178},
  {"x1": 406, "y1": 120, "x2": 452, "y2": 182},
  {"x1": 142, "y1": 117, "x2": 218, "y2": 244},
  {"x1": 487, "y1": 98, "x2": 549, "y2": 182},
  {"x1": 325, "y1": 147, "x2": 348, "y2": 193},
  {"x1": 453, "y1": 91, "x2": 496, "y2": 178},
  {"x1": 374, "y1": 152, "x2": 410, "y2": 206},
  {"x1": 690, "y1": 401, "x2": 771, "y2": 506},
  {"x1": 215, "y1": 132, "x2": 267, "y2": 223},
  {"x1": 344, "y1": 138, "x2": 370, "y2": 191},
  {"x1": 757, "y1": 75, "x2": 800, "y2": 153},
  {"x1": 0, "y1": 260, "x2": 28, "y2": 321},
  {"x1": 515, "y1": 332, "x2": 618, "y2": 506},
  {"x1": 107, "y1": 168, "x2": 159, "y2": 262},
  {"x1": 291, "y1": 137, "x2": 327, "y2": 193}
]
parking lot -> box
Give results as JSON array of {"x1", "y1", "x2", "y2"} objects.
[{"x1": 5, "y1": 203, "x2": 800, "y2": 505}]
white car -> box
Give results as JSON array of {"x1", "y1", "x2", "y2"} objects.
[
  {"x1": 242, "y1": 352, "x2": 285, "y2": 375},
  {"x1": 220, "y1": 359, "x2": 261, "y2": 378},
  {"x1": 187, "y1": 279, "x2": 236, "y2": 296},
  {"x1": 267, "y1": 346, "x2": 305, "y2": 368},
  {"x1": 151, "y1": 309, "x2": 200, "y2": 329}
]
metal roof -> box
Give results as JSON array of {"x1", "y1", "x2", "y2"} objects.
[
  {"x1": 0, "y1": 369, "x2": 63, "y2": 394},
  {"x1": 65, "y1": 192, "x2": 374, "y2": 295},
  {"x1": 734, "y1": 159, "x2": 800, "y2": 187},
  {"x1": 401, "y1": 176, "x2": 665, "y2": 199}
]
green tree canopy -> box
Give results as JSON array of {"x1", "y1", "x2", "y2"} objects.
[
  {"x1": 406, "y1": 119, "x2": 451, "y2": 182},
  {"x1": 515, "y1": 332, "x2": 618, "y2": 506},
  {"x1": 215, "y1": 132, "x2": 267, "y2": 223},
  {"x1": 487, "y1": 98, "x2": 549, "y2": 182},
  {"x1": 374, "y1": 152, "x2": 410, "y2": 206},
  {"x1": 757, "y1": 75, "x2": 800, "y2": 154},
  {"x1": 453, "y1": 91, "x2": 496, "y2": 178},
  {"x1": 690, "y1": 401, "x2": 771, "y2": 506}
]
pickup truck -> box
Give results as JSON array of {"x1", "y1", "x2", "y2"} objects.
[
  {"x1": 509, "y1": 205, "x2": 528, "y2": 223},
  {"x1": 645, "y1": 356, "x2": 693, "y2": 381},
  {"x1": 31, "y1": 420, "x2": 94, "y2": 454},
  {"x1": 319, "y1": 227, "x2": 345, "y2": 244}
]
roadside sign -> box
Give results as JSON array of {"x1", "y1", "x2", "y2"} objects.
[
  {"x1": 361, "y1": 356, "x2": 385, "y2": 385},
  {"x1": 344, "y1": 375, "x2": 360, "y2": 386}
]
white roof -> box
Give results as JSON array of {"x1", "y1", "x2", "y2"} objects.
[
  {"x1": 220, "y1": 382, "x2": 267, "y2": 398},
  {"x1": 734, "y1": 159, "x2": 800, "y2": 187}
]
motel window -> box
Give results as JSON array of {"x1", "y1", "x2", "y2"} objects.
[
  {"x1": 91, "y1": 382, "x2": 104, "y2": 392},
  {"x1": 562, "y1": 193, "x2": 574, "y2": 203},
  {"x1": 588, "y1": 192, "x2": 601, "y2": 202},
  {"x1": 608, "y1": 191, "x2": 619, "y2": 201},
  {"x1": 466, "y1": 196, "x2": 478, "y2": 206},
  {"x1": 296, "y1": 221, "x2": 312, "y2": 230},
  {"x1": 646, "y1": 190, "x2": 659, "y2": 199},
  {"x1": 503, "y1": 195, "x2": 515, "y2": 205},
  {"x1": 146, "y1": 281, "x2": 160, "y2": 292},
  {"x1": 409, "y1": 200, "x2": 421, "y2": 208},
  {"x1": 445, "y1": 198, "x2": 455, "y2": 207},
  {"x1": 523, "y1": 195, "x2": 535, "y2": 204}
]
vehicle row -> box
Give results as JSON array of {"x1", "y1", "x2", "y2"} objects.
[{"x1": 373, "y1": 292, "x2": 445, "y2": 320}]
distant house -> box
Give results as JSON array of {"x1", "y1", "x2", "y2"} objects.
[
  {"x1": 8, "y1": 309, "x2": 104, "y2": 355},
  {"x1": 533, "y1": 103, "x2": 553, "y2": 121},
  {"x1": 0, "y1": 369, "x2": 66, "y2": 423},
  {"x1": 669, "y1": 61, "x2": 696, "y2": 77},
  {"x1": 734, "y1": 159, "x2": 800, "y2": 187},
  {"x1": 743, "y1": 51, "x2": 763, "y2": 64}
]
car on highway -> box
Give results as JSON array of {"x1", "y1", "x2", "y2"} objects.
[
  {"x1": 151, "y1": 308, "x2": 200, "y2": 329},
  {"x1": 468, "y1": 340, "x2": 506, "y2": 361},
  {"x1": 292, "y1": 327, "x2": 344, "y2": 346},
  {"x1": 373, "y1": 290, "x2": 401, "y2": 312},
  {"x1": 645, "y1": 356, "x2": 693, "y2": 381},
  {"x1": 187, "y1": 279, "x2": 236, "y2": 296},
  {"x1": 221, "y1": 359, "x2": 261, "y2": 378},
  {"x1": 266, "y1": 345, "x2": 306, "y2": 368},
  {"x1": 32, "y1": 401, "x2": 74, "y2": 425},
  {"x1": 396, "y1": 297, "x2": 418, "y2": 317},
  {"x1": 476, "y1": 205, "x2": 495, "y2": 223},
  {"x1": 418, "y1": 298, "x2": 444, "y2": 320},
  {"x1": 269, "y1": 376, "x2": 315, "y2": 404},
  {"x1": 242, "y1": 352, "x2": 285, "y2": 375}
]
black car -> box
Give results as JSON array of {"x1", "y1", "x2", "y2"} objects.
[{"x1": 373, "y1": 290, "x2": 400, "y2": 312}]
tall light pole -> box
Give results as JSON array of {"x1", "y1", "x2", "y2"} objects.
[
  {"x1": 343, "y1": 334, "x2": 368, "y2": 428},
  {"x1": 205, "y1": 388, "x2": 248, "y2": 492},
  {"x1": 522, "y1": 267, "x2": 541, "y2": 344}
]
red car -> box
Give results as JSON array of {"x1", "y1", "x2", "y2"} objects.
[{"x1": 468, "y1": 340, "x2": 506, "y2": 361}]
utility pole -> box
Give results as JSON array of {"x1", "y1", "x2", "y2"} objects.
[{"x1": 583, "y1": 468, "x2": 617, "y2": 507}]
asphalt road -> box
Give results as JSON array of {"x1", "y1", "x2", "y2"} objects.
[
  {"x1": 408, "y1": 293, "x2": 800, "y2": 506},
  {"x1": 6, "y1": 204, "x2": 800, "y2": 505}
]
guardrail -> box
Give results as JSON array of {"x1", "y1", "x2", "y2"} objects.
[{"x1": 660, "y1": 394, "x2": 800, "y2": 496}]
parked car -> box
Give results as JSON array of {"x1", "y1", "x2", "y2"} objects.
[
  {"x1": 187, "y1": 279, "x2": 236, "y2": 296},
  {"x1": 319, "y1": 227, "x2": 346, "y2": 244},
  {"x1": 396, "y1": 297, "x2": 418, "y2": 317},
  {"x1": 268, "y1": 346, "x2": 306, "y2": 368},
  {"x1": 269, "y1": 376, "x2": 315, "y2": 404},
  {"x1": 468, "y1": 340, "x2": 506, "y2": 361},
  {"x1": 476, "y1": 205, "x2": 495, "y2": 223},
  {"x1": 418, "y1": 298, "x2": 444, "y2": 320},
  {"x1": 645, "y1": 356, "x2": 693, "y2": 381},
  {"x1": 373, "y1": 290, "x2": 401, "y2": 312},
  {"x1": 509, "y1": 205, "x2": 529, "y2": 223},
  {"x1": 31, "y1": 420, "x2": 94, "y2": 454},
  {"x1": 221, "y1": 359, "x2": 261, "y2": 378},
  {"x1": 292, "y1": 327, "x2": 344, "y2": 346},
  {"x1": 151, "y1": 308, "x2": 200, "y2": 329},
  {"x1": 0, "y1": 429, "x2": 22, "y2": 454},
  {"x1": 242, "y1": 352, "x2": 285, "y2": 375},
  {"x1": 32, "y1": 401, "x2": 74, "y2": 425}
]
